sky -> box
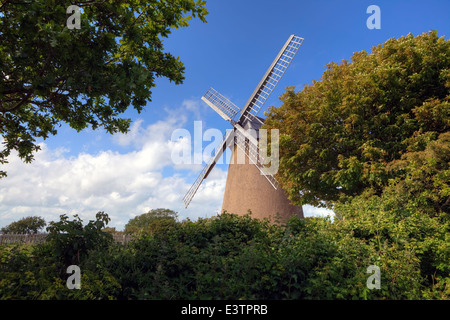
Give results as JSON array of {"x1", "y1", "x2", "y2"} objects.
[{"x1": 1, "y1": 0, "x2": 449, "y2": 231}]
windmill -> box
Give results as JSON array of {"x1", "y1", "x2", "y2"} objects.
[{"x1": 183, "y1": 34, "x2": 304, "y2": 222}]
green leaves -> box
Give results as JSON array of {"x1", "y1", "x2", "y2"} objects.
[
  {"x1": 1, "y1": 209, "x2": 449, "y2": 299},
  {"x1": 264, "y1": 31, "x2": 450, "y2": 207},
  {"x1": 0, "y1": 216, "x2": 47, "y2": 234},
  {"x1": 0, "y1": 0, "x2": 208, "y2": 177},
  {"x1": 45, "y1": 211, "x2": 113, "y2": 266},
  {"x1": 124, "y1": 208, "x2": 178, "y2": 235}
]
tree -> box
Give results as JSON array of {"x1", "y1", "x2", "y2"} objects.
[
  {"x1": 46, "y1": 211, "x2": 113, "y2": 266},
  {"x1": 0, "y1": 0, "x2": 208, "y2": 177},
  {"x1": 124, "y1": 208, "x2": 178, "y2": 235},
  {"x1": 0, "y1": 216, "x2": 46, "y2": 234},
  {"x1": 264, "y1": 31, "x2": 449, "y2": 208}
]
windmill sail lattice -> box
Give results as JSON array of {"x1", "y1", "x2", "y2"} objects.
[
  {"x1": 183, "y1": 130, "x2": 234, "y2": 208},
  {"x1": 183, "y1": 34, "x2": 304, "y2": 208},
  {"x1": 239, "y1": 35, "x2": 304, "y2": 122},
  {"x1": 201, "y1": 88, "x2": 240, "y2": 122}
]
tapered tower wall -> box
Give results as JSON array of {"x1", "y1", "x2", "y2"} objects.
[{"x1": 221, "y1": 145, "x2": 303, "y2": 224}]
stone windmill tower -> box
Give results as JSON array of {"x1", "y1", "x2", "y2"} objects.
[{"x1": 183, "y1": 35, "x2": 304, "y2": 223}]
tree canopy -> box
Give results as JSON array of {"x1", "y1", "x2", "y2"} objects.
[
  {"x1": 124, "y1": 208, "x2": 178, "y2": 235},
  {"x1": 264, "y1": 31, "x2": 450, "y2": 208},
  {"x1": 0, "y1": 216, "x2": 46, "y2": 234},
  {"x1": 0, "y1": 0, "x2": 208, "y2": 177}
]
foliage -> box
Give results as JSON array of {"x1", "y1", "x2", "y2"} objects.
[
  {"x1": 0, "y1": 243, "x2": 121, "y2": 299},
  {"x1": 0, "y1": 211, "x2": 448, "y2": 299},
  {"x1": 335, "y1": 131, "x2": 450, "y2": 299},
  {"x1": 0, "y1": 216, "x2": 46, "y2": 234},
  {"x1": 264, "y1": 31, "x2": 449, "y2": 208},
  {"x1": 0, "y1": 212, "x2": 119, "y2": 299},
  {"x1": 0, "y1": 0, "x2": 208, "y2": 178},
  {"x1": 45, "y1": 211, "x2": 113, "y2": 267},
  {"x1": 124, "y1": 208, "x2": 178, "y2": 235}
]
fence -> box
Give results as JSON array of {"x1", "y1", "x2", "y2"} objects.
[{"x1": 0, "y1": 233, "x2": 133, "y2": 245}]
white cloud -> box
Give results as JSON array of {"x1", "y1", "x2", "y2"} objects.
[
  {"x1": 181, "y1": 99, "x2": 206, "y2": 121},
  {"x1": 0, "y1": 102, "x2": 226, "y2": 231},
  {"x1": 0, "y1": 98, "x2": 332, "y2": 231}
]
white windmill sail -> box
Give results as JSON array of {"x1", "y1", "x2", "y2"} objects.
[
  {"x1": 239, "y1": 35, "x2": 304, "y2": 122},
  {"x1": 201, "y1": 88, "x2": 240, "y2": 122},
  {"x1": 183, "y1": 130, "x2": 234, "y2": 208}
]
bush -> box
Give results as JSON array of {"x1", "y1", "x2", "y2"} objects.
[
  {"x1": 0, "y1": 212, "x2": 119, "y2": 300},
  {"x1": 1, "y1": 210, "x2": 448, "y2": 299}
]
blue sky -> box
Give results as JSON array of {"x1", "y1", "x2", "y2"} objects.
[{"x1": 1, "y1": 0, "x2": 449, "y2": 230}]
